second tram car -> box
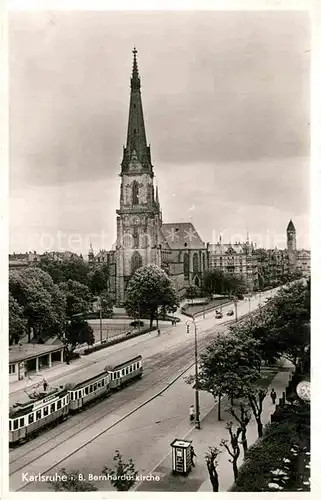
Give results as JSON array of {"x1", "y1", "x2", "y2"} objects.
[{"x1": 68, "y1": 369, "x2": 111, "y2": 412}]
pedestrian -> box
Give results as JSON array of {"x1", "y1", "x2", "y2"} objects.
[
  {"x1": 43, "y1": 379, "x2": 48, "y2": 392},
  {"x1": 172, "y1": 320, "x2": 174, "y2": 326},
  {"x1": 157, "y1": 329, "x2": 161, "y2": 336},
  {"x1": 191, "y1": 445, "x2": 197, "y2": 467},
  {"x1": 189, "y1": 404, "x2": 195, "y2": 422},
  {"x1": 270, "y1": 388, "x2": 277, "y2": 405}
]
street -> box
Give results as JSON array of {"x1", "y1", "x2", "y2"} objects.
[{"x1": 9, "y1": 289, "x2": 278, "y2": 492}]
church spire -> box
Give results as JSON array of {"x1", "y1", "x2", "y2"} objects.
[
  {"x1": 121, "y1": 48, "x2": 151, "y2": 172},
  {"x1": 131, "y1": 47, "x2": 140, "y2": 91}
]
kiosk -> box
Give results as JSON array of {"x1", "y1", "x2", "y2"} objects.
[{"x1": 170, "y1": 439, "x2": 192, "y2": 475}]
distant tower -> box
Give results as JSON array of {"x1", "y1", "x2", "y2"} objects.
[
  {"x1": 115, "y1": 48, "x2": 162, "y2": 304},
  {"x1": 88, "y1": 242, "x2": 94, "y2": 264},
  {"x1": 287, "y1": 220, "x2": 297, "y2": 271}
]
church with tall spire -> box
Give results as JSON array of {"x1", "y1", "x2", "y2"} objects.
[{"x1": 89, "y1": 48, "x2": 208, "y2": 305}]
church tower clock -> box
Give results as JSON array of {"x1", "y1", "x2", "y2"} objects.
[{"x1": 115, "y1": 48, "x2": 162, "y2": 304}]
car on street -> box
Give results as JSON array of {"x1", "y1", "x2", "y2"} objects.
[
  {"x1": 227, "y1": 310, "x2": 234, "y2": 316},
  {"x1": 215, "y1": 312, "x2": 223, "y2": 319}
]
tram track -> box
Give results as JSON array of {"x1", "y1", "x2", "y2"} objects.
[{"x1": 10, "y1": 320, "x2": 229, "y2": 488}]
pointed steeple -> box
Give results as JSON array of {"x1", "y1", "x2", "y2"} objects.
[
  {"x1": 131, "y1": 47, "x2": 140, "y2": 91},
  {"x1": 121, "y1": 48, "x2": 151, "y2": 172},
  {"x1": 287, "y1": 219, "x2": 295, "y2": 232}
]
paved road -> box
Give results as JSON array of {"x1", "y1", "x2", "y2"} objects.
[{"x1": 9, "y1": 289, "x2": 278, "y2": 492}]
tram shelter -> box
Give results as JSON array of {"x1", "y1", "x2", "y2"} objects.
[{"x1": 9, "y1": 343, "x2": 64, "y2": 383}]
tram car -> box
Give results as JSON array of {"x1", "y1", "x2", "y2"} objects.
[
  {"x1": 107, "y1": 355, "x2": 143, "y2": 390},
  {"x1": 9, "y1": 354, "x2": 144, "y2": 445},
  {"x1": 67, "y1": 369, "x2": 111, "y2": 412},
  {"x1": 9, "y1": 387, "x2": 69, "y2": 445}
]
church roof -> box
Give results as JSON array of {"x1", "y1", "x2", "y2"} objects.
[{"x1": 161, "y1": 223, "x2": 205, "y2": 250}]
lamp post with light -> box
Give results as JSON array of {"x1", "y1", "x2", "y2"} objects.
[{"x1": 186, "y1": 317, "x2": 200, "y2": 429}]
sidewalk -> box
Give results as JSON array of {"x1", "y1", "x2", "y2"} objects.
[{"x1": 136, "y1": 362, "x2": 294, "y2": 492}]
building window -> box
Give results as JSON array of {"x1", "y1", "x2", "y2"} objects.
[
  {"x1": 132, "y1": 181, "x2": 139, "y2": 205},
  {"x1": 184, "y1": 253, "x2": 189, "y2": 278},
  {"x1": 131, "y1": 251, "x2": 142, "y2": 275},
  {"x1": 193, "y1": 254, "x2": 199, "y2": 273}
]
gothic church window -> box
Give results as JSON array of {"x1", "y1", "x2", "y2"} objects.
[
  {"x1": 193, "y1": 253, "x2": 199, "y2": 273},
  {"x1": 184, "y1": 254, "x2": 189, "y2": 278},
  {"x1": 133, "y1": 227, "x2": 139, "y2": 248},
  {"x1": 131, "y1": 251, "x2": 142, "y2": 275},
  {"x1": 132, "y1": 181, "x2": 139, "y2": 205}
]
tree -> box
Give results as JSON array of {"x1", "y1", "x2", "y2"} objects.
[
  {"x1": 9, "y1": 268, "x2": 66, "y2": 342},
  {"x1": 64, "y1": 316, "x2": 95, "y2": 356},
  {"x1": 9, "y1": 293, "x2": 26, "y2": 345},
  {"x1": 35, "y1": 254, "x2": 90, "y2": 286},
  {"x1": 265, "y1": 281, "x2": 310, "y2": 370},
  {"x1": 88, "y1": 264, "x2": 110, "y2": 296},
  {"x1": 221, "y1": 422, "x2": 242, "y2": 481},
  {"x1": 59, "y1": 279, "x2": 92, "y2": 319},
  {"x1": 205, "y1": 446, "x2": 221, "y2": 492},
  {"x1": 124, "y1": 264, "x2": 179, "y2": 328},
  {"x1": 185, "y1": 285, "x2": 199, "y2": 300},
  {"x1": 102, "y1": 449, "x2": 138, "y2": 491},
  {"x1": 227, "y1": 403, "x2": 252, "y2": 454},
  {"x1": 51, "y1": 468, "x2": 98, "y2": 491},
  {"x1": 186, "y1": 334, "x2": 261, "y2": 420},
  {"x1": 247, "y1": 389, "x2": 267, "y2": 438}
]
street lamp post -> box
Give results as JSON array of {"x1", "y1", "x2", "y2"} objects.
[
  {"x1": 186, "y1": 317, "x2": 200, "y2": 429},
  {"x1": 234, "y1": 298, "x2": 238, "y2": 322}
]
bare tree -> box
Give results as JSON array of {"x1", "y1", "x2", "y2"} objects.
[
  {"x1": 247, "y1": 389, "x2": 267, "y2": 438},
  {"x1": 227, "y1": 403, "x2": 252, "y2": 454},
  {"x1": 205, "y1": 446, "x2": 221, "y2": 492},
  {"x1": 221, "y1": 422, "x2": 242, "y2": 481}
]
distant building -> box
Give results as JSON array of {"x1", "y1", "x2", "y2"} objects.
[
  {"x1": 9, "y1": 251, "x2": 40, "y2": 269},
  {"x1": 208, "y1": 237, "x2": 258, "y2": 290}
]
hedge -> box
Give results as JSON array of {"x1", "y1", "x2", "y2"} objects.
[
  {"x1": 83, "y1": 326, "x2": 157, "y2": 355},
  {"x1": 230, "y1": 402, "x2": 310, "y2": 492}
]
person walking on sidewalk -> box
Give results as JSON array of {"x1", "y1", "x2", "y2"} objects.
[
  {"x1": 191, "y1": 445, "x2": 197, "y2": 467},
  {"x1": 43, "y1": 379, "x2": 48, "y2": 392},
  {"x1": 270, "y1": 388, "x2": 277, "y2": 404},
  {"x1": 157, "y1": 329, "x2": 161, "y2": 336},
  {"x1": 189, "y1": 405, "x2": 195, "y2": 422}
]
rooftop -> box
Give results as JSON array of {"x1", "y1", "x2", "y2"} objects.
[
  {"x1": 9, "y1": 343, "x2": 63, "y2": 364},
  {"x1": 161, "y1": 222, "x2": 205, "y2": 250}
]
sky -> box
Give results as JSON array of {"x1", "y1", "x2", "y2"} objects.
[{"x1": 9, "y1": 10, "x2": 310, "y2": 256}]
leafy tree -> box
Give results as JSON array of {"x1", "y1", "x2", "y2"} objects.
[
  {"x1": 221, "y1": 422, "x2": 242, "y2": 481},
  {"x1": 186, "y1": 334, "x2": 261, "y2": 420},
  {"x1": 64, "y1": 316, "x2": 95, "y2": 354},
  {"x1": 9, "y1": 268, "x2": 66, "y2": 342},
  {"x1": 51, "y1": 468, "x2": 98, "y2": 491},
  {"x1": 205, "y1": 446, "x2": 221, "y2": 492},
  {"x1": 88, "y1": 264, "x2": 110, "y2": 296},
  {"x1": 265, "y1": 281, "x2": 310, "y2": 370},
  {"x1": 227, "y1": 403, "x2": 252, "y2": 453},
  {"x1": 102, "y1": 449, "x2": 138, "y2": 491},
  {"x1": 59, "y1": 279, "x2": 92, "y2": 319},
  {"x1": 9, "y1": 293, "x2": 26, "y2": 344},
  {"x1": 36, "y1": 254, "x2": 90, "y2": 286},
  {"x1": 124, "y1": 264, "x2": 179, "y2": 328}
]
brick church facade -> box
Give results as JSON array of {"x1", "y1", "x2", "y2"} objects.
[{"x1": 88, "y1": 49, "x2": 207, "y2": 305}]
